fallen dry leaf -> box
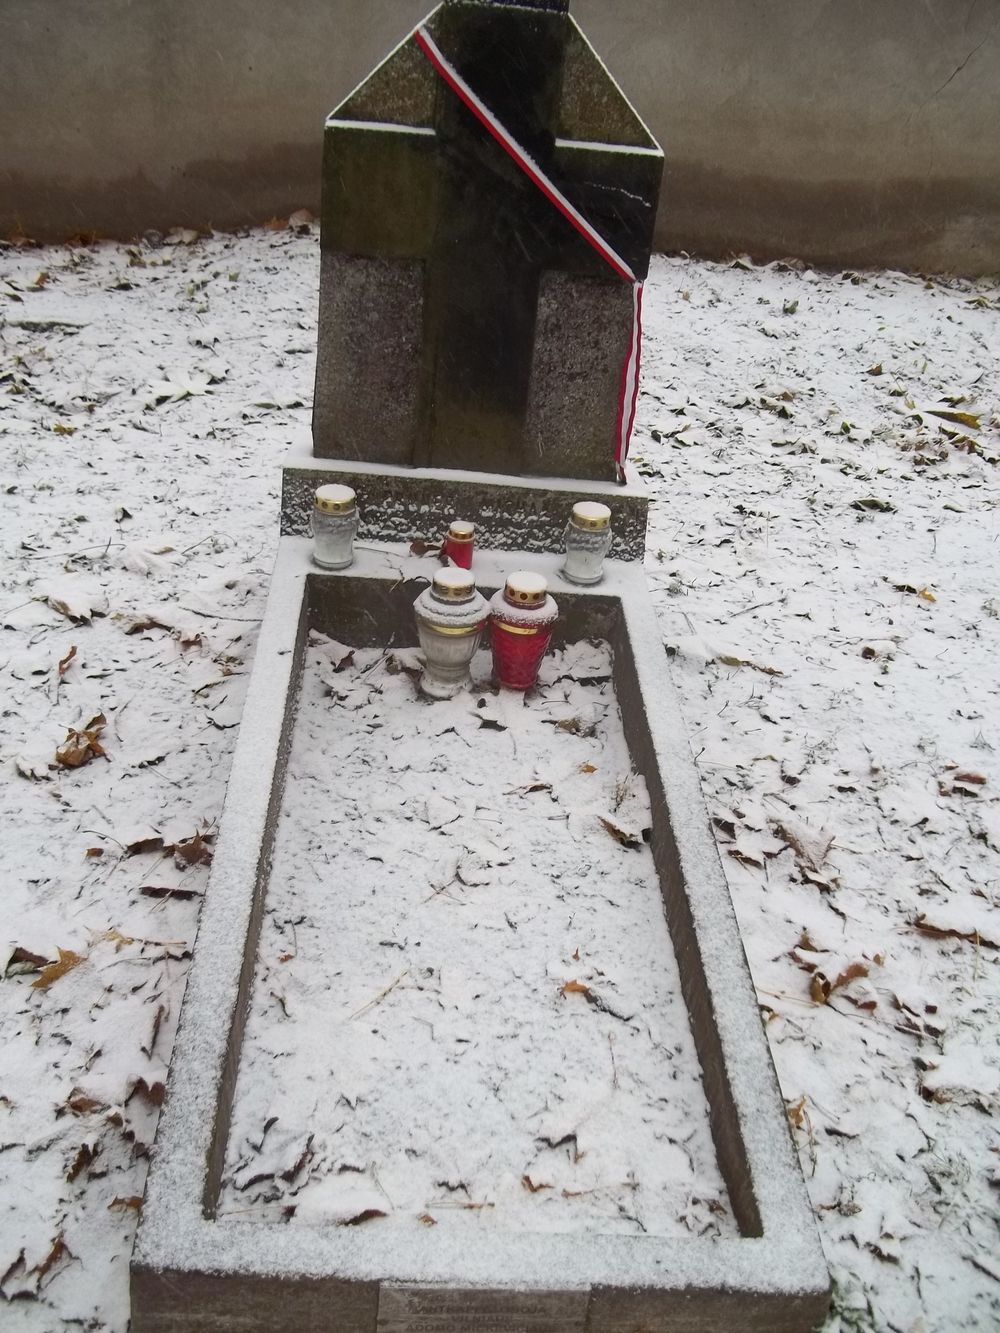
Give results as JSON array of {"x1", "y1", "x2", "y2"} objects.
[
  {"x1": 561, "y1": 979, "x2": 592, "y2": 998},
  {"x1": 338, "y1": 1208, "x2": 387, "y2": 1227},
  {"x1": 521, "y1": 1175, "x2": 552, "y2": 1193},
  {"x1": 127, "y1": 1077, "x2": 166, "y2": 1107},
  {"x1": 926, "y1": 406, "x2": 981, "y2": 430},
  {"x1": 139, "y1": 884, "x2": 200, "y2": 900},
  {"x1": 34, "y1": 1235, "x2": 69, "y2": 1281},
  {"x1": 913, "y1": 913, "x2": 999, "y2": 949},
  {"x1": 172, "y1": 829, "x2": 214, "y2": 867},
  {"x1": 95, "y1": 927, "x2": 135, "y2": 953},
  {"x1": 597, "y1": 815, "x2": 641, "y2": 849},
  {"x1": 4, "y1": 946, "x2": 48, "y2": 978},
  {"x1": 32, "y1": 948, "x2": 85, "y2": 990},
  {"x1": 786, "y1": 1095, "x2": 810, "y2": 1130},
  {"x1": 728, "y1": 845, "x2": 764, "y2": 869},
  {"x1": 889, "y1": 580, "x2": 937, "y2": 603},
  {"x1": 67, "y1": 1142, "x2": 98, "y2": 1183},
  {"x1": 15, "y1": 749, "x2": 51, "y2": 780},
  {"x1": 65, "y1": 1089, "x2": 106, "y2": 1116},
  {"x1": 715, "y1": 652, "x2": 784, "y2": 676},
  {"x1": 938, "y1": 768, "x2": 987, "y2": 797},
  {"x1": 125, "y1": 831, "x2": 164, "y2": 856},
  {"x1": 56, "y1": 713, "x2": 107, "y2": 768},
  {"x1": 409, "y1": 538, "x2": 442, "y2": 557},
  {"x1": 772, "y1": 817, "x2": 835, "y2": 874},
  {"x1": 108, "y1": 1196, "x2": 143, "y2": 1212},
  {"x1": 123, "y1": 614, "x2": 172, "y2": 635},
  {"x1": 809, "y1": 960, "x2": 869, "y2": 1005}
]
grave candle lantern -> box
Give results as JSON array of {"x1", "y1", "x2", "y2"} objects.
[
  {"x1": 489, "y1": 571, "x2": 558, "y2": 691},
  {"x1": 561, "y1": 501, "x2": 613, "y2": 585},
  {"x1": 311, "y1": 484, "x2": 359, "y2": 569},
  {"x1": 443, "y1": 520, "x2": 476, "y2": 569},
  {"x1": 413, "y1": 567, "x2": 489, "y2": 699}
]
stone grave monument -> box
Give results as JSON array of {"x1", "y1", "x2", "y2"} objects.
[{"x1": 132, "y1": 2, "x2": 830, "y2": 1330}]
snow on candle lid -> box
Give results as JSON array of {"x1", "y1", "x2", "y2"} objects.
[
  {"x1": 504, "y1": 570, "x2": 548, "y2": 606},
  {"x1": 448, "y1": 520, "x2": 475, "y2": 540},
  {"x1": 431, "y1": 567, "x2": 477, "y2": 601},
  {"x1": 571, "y1": 501, "x2": 611, "y2": 530},
  {"x1": 314, "y1": 483, "x2": 357, "y2": 514}
]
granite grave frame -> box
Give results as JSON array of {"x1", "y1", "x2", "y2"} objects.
[{"x1": 131, "y1": 541, "x2": 830, "y2": 1333}]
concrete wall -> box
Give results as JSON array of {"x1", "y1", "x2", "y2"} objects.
[{"x1": 1, "y1": 0, "x2": 998, "y2": 273}]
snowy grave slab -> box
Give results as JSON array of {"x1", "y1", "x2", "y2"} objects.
[
  {"x1": 219, "y1": 636, "x2": 732, "y2": 1240},
  {"x1": 132, "y1": 543, "x2": 829, "y2": 1332}
]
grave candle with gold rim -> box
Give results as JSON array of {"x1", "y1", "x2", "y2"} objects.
[
  {"x1": 413, "y1": 568, "x2": 488, "y2": 700},
  {"x1": 488, "y1": 571, "x2": 558, "y2": 691},
  {"x1": 561, "y1": 501, "x2": 612, "y2": 585},
  {"x1": 311, "y1": 484, "x2": 359, "y2": 569},
  {"x1": 443, "y1": 520, "x2": 475, "y2": 569}
]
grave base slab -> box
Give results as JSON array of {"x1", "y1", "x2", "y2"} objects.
[
  {"x1": 279, "y1": 442, "x2": 650, "y2": 560},
  {"x1": 132, "y1": 539, "x2": 829, "y2": 1333}
]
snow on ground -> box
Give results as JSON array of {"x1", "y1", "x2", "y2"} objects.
[{"x1": 0, "y1": 227, "x2": 997, "y2": 1331}]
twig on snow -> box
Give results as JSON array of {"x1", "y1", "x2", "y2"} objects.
[{"x1": 349, "y1": 968, "x2": 409, "y2": 1020}]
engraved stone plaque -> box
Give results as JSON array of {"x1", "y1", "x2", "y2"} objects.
[{"x1": 377, "y1": 1283, "x2": 589, "y2": 1333}]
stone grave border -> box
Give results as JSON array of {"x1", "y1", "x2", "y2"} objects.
[{"x1": 132, "y1": 538, "x2": 829, "y2": 1332}]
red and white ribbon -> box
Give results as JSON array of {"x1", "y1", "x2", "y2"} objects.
[{"x1": 415, "y1": 24, "x2": 642, "y2": 480}]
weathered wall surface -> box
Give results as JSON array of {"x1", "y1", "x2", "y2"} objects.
[{"x1": 1, "y1": 0, "x2": 997, "y2": 272}]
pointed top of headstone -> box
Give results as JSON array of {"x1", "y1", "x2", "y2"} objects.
[{"x1": 445, "y1": 0, "x2": 569, "y2": 10}]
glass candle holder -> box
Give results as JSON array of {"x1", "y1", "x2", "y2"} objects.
[
  {"x1": 413, "y1": 568, "x2": 488, "y2": 700},
  {"x1": 489, "y1": 571, "x2": 558, "y2": 691},
  {"x1": 561, "y1": 501, "x2": 612, "y2": 585},
  {"x1": 443, "y1": 520, "x2": 475, "y2": 569},
  {"x1": 312, "y1": 484, "x2": 359, "y2": 569}
]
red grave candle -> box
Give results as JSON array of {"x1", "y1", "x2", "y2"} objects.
[
  {"x1": 489, "y1": 571, "x2": 559, "y2": 691},
  {"x1": 443, "y1": 520, "x2": 475, "y2": 569}
]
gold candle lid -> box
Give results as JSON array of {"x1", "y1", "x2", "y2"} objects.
[
  {"x1": 431, "y1": 567, "x2": 477, "y2": 602},
  {"x1": 504, "y1": 571, "x2": 548, "y2": 607},
  {"x1": 448, "y1": 520, "x2": 475, "y2": 541},
  {"x1": 570, "y1": 501, "x2": 611, "y2": 531},
  {"x1": 315, "y1": 483, "x2": 357, "y2": 514}
]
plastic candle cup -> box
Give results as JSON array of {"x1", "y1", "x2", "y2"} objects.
[
  {"x1": 443, "y1": 520, "x2": 475, "y2": 569},
  {"x1": 561, "y1": 501, "x2": 612, "y2": 585},
  {"x1": 488, "y1": 571, "x2": 558, "y2": 691},
  {"x1": 311, "y1": 484, "x2": 359, "y2": 569},
  {"x1": 413, "y1": 567, "x2": 489, "y2": 700}
]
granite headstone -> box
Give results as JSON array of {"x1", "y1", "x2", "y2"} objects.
[{"x1": 313, "y1": 0, "x2": 663, "y2": 483}]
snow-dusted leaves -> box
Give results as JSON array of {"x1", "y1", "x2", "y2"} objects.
[
  {"x1": 143, "y1": 369, "x2": 212, "y2": 406},
  {"x1": 39, "y1": 575, "x2": 108, "y2": 623}
]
